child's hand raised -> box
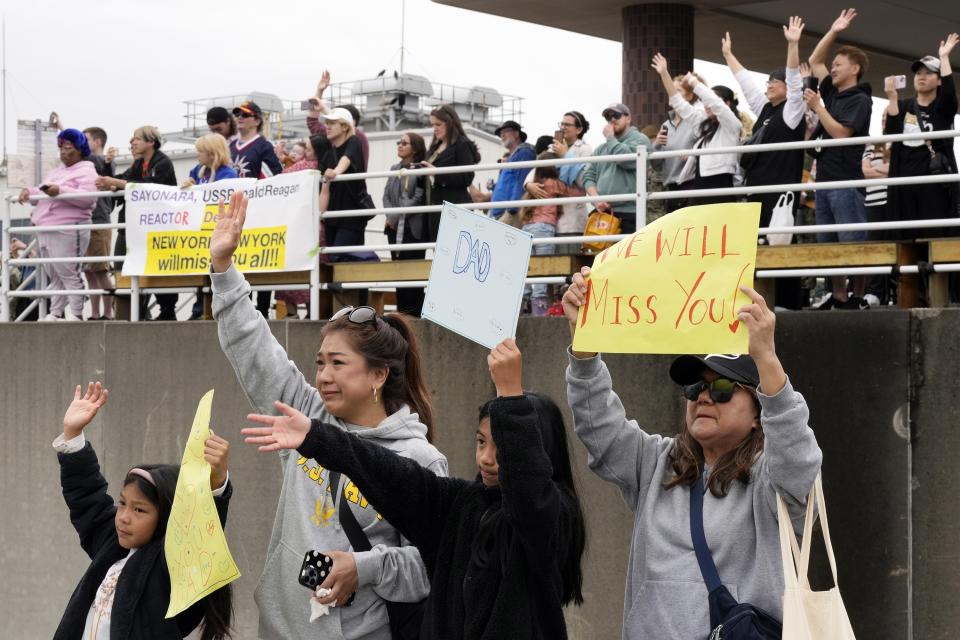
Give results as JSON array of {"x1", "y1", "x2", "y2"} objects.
[
  {"x1": 242, "y1": 401, "x2": 312, "y2": 452},
  {"x1": 204, "y1": 431, "x2": 230, "y2": 490},
  {"x1": 63, "y1": 382, "x2": 109, "y2": 440},
  {"x1": 488, "y1": 338, "x2": 523, "y2": 397}
]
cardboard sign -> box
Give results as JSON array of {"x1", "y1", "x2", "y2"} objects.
[
  {"x1": 165, "y1": 390, "x2": 240, "y2": 618},
  {"x1": 123, "y1": 172, "x2": 318, "y2": 276},
  {"x1": 422, "y1": 202, "x2": 533, "y2": 348},
  {"x1": 572, "y1": 203, "x2": 760, "y2": 354}
]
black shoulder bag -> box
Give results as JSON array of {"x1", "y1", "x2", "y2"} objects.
[
  {"x1": 690, "y1": 473, "x2": 781, "y2": 640},
  {"x1": 329, "y1": 471, "x2": 425, "y2": 640}
]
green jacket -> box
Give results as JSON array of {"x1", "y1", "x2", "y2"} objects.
[{"x1": 581, "y1": 126, "x2": 652, "y2": 217}]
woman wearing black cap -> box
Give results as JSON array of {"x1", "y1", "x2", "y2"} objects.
[{"x1": 560, "y1": 266, "x2": 822, "y2": 639}]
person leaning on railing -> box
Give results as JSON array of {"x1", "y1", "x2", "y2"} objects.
[
  {"x1": 420, "y1": 104, "x2": 482, "y2": 242},
  {"x1": 17, "y1": 128, "x2": 98, "y2": 322},
  {"x1": 581, "y1": 103, "x2": 651, "y2": 234},
  {"x1": 82, "y1": 126, "x2": 118, "y2": 321},
  {"x1": 384, "y1": 131, "x2": 429, "y2": 316},
  {"x1": 96, "y1": 125, "x2": 179, "y2": 320},
  {"x1": 884, "y1": 33, "x2": 959, "y2": 243},
  {"x1": 524, "y1": 110, "x2": 593, "y2": 252},
  {"x1": 652, "y1": 54, "x2": 742, "y2": 206}
]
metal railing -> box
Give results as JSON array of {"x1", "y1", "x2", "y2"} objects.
[{"x1": 3, "y1": 129, "x2": 960, "y2": 322}]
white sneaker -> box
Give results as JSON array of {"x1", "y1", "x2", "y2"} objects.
[
  {"x1": 862, "y1": 294, "x2": 881, "y2": 309},
  {"x1": 64, "y1": 309, "x2": 83, "y2": 321},
  {"x1": 40, "y1": 313, "x2": 64, "y2": 322}
]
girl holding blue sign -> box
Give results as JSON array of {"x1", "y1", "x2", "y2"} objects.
[{"x1": 241, "y1": 337, "x2": 587, "y2": 639}]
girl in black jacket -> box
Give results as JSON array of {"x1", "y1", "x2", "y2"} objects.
[
  {"x1": 52, "y1": 382, "x2": 233, "y2": 640},
  {"x1": 421, "y1": 104, "x2": 482, "y2": 241},
  {"x1": 242, "y1": 338, "x2": 586, "y2": 640}
]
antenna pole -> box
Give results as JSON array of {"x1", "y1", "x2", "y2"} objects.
[
  {"x1": 400, "y1": 0, "x2": 406, "y2": 75},
  {"x1": 2, "y1": 17, "x2": 7, "y2": 165}
]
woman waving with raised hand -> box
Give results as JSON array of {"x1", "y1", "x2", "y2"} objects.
[
  {"x1": 241, "y1": 337, "x2": 587, "y2": 640},
  {"x1": 208, "y1": 191, "x2": 447, "y2": 640}
]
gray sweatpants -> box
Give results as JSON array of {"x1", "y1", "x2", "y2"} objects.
[{"x1": 38, "y1": 228, "x2": 90, "y2": 317}]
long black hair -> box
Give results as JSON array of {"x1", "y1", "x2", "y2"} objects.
[
  {"x1": 698, "y1": 85, "x2": 740, "y2": 145},
  {"x1": 478, "y1": 391, "x2": 586, "y2": 605},
  {"x1": 123, "y1": 466, "x2": 233, "y2": 640}
]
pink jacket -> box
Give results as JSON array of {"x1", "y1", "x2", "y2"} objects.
[{"x1": 28, "y1": 160, "x2": 98, "y2": 226}]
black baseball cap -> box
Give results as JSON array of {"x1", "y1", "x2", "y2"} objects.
[
  {"x1": 669, "y1": 354, "x2": 760, "y2": 387},
  {"x1": 206, "y1": 106, "x2": 231, "y2": 125}
]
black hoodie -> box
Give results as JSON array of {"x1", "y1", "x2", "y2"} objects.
[
  {"x1": 297, "y1": 395, "x2": 578, "y2": 640},
  {"x1": 809, "y1": 76, "x2": 873, "y2": 182}
]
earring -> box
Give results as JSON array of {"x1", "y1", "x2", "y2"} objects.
[{"x1": 372, "y1": 387, "x2": 379, "y2": 405}]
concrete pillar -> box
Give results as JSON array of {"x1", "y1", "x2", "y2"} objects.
[{"x1": 622, "y1": 3, "x2": 695, "y2": 129}]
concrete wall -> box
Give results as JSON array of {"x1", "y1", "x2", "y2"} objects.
[{"x1": 0, "y1": 310, "x2": 953, "y2": 638}]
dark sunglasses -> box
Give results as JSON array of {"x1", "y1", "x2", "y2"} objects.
[
  {"x1": 682, "y1": 378, "x2": 752, "y2": 403},
  {"x1": 604, "y1": 113, "x2": 623, "y2": 122},
  {"x1": 330, "y1": 305, "x2": 378, "y2": 325}
]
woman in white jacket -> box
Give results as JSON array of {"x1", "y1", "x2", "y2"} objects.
[{"x1": 652, "y1": 53, "x2": 743, "y2": 204}]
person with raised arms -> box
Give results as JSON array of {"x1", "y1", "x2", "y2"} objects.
[
  {"x1": 208, "y1": 191, "x2": 446, "y2": 639},
  {"x1": 240, "y1": 337, "x2": 587, "y2": 639},
  {"x1": 561, "y1": 266, "x2": 822, "y2": 639}
]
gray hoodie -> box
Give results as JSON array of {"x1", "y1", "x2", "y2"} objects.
[
  {"x1": 212, "y1": 265, "x2": 448, "y2": 640},
  {"x1": 565, "y1": 351, "x2": 821, "y2": 640}
]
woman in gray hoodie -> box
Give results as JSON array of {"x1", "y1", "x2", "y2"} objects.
[
  {"x1": 208, "y1": 192, "x2": 448, "y2": 639},
  {"x1": 561, "y1": 266, "x2": 822, "y2": 639}
]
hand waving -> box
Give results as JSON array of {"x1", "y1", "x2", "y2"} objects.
[
  {"x1": 63, "y1": 382, "x2": 109, "y2": 439},
  {"x1": 830, "y1": 8, "x2": 857, "y2": 34},
  {"x1": 242, "y1": 401, "x2": 312, "y2": 452},
  {"x1": 940, "y1": 33, "x2": 959, "y2": 58},
  {"x1": 651, "y1": 53, "x2": 669, "y2": 75},
  {"x1": 209, "y1": 190, "x2": 248, "y2": 273},
  {"x1": 783, "y1": 16, "x2": 805, "y2": 43},
  {"x1": 721, "y1": 32, "x2": 733, "y2": 57}
]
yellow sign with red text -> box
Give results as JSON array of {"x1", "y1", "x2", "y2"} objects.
[{"x1": 572, "y1": 203, "x2": 760, "y2": 354}]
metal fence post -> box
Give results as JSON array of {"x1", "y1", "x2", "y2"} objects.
[
  {"x1": 131, "y1": 276, "x2": 140, "y2": 322},
  {"x1": 1, "y1": 198, "x2": 10, "y2": 322},
  {"x1": 637, "y1": 146, "x2": 648, "y2": 228}
]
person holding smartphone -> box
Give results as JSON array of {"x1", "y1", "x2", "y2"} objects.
[
  {"x1": 17, "y1": 128, "x2": 98, "y2": 321},
  {"x1": 884, "y1": 33, "x2": 959, "y2": 243}
]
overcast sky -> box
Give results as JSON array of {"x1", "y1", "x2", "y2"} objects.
[{"x1": 1, "y1": 0, "x2": 948, "y2": 159}]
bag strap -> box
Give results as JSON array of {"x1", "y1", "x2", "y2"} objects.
[
  {"x1": 689, "y1": 472, "x2": 722, "y2": 592},
  {"x1": 777, "y1": 474, "x2": 841, "y2": 590},
  {"x1": 328, "y1": 471, "x2": 373, "y2": 552}
]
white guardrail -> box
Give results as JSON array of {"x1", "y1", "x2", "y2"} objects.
[{"x1": 2, "y1": 129, "x2": 960, "y2": 322}]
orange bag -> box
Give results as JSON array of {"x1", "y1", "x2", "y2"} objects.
[{"x1": 582, "y1": 209, "x2": 622, "y2": 252}]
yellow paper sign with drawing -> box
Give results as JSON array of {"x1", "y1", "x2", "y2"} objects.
[
  {"x1": 572, "y1": 203, "x2": 760, "y2": 354},
  {"x1": 164, "y1": 390, "x2": 240, "y2": 618}
]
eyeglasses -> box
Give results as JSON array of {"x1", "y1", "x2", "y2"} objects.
[
  {"x1": 330, "y1": 305, "x2": 378, "y2": 325},
  {"x1": 682, "y1": 378, "x2": 754, "y2": 403},
  {"x1": 558, "y1": 121, "x2": 577, "y2": 129},
  {"x1": 235, "y1": 112, "x2": 254, "y2": 119},
  {"x1": 604, "y1": 113, "x2": 623, "y2": 122}
]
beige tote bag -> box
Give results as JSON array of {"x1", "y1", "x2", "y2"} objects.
[{"x1": 777, "y1": 476, "x2": 856, "y2": 640}]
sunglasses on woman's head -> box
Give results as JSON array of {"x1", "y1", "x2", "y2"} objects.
[
  {"x1": 682, "y1": 378, "x2": 751, "y2": 403},
  {"x1": 330, "y1": 305, "x2": 378, "y2": 325}
]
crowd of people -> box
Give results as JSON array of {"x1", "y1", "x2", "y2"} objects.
[
  {"x1": 8, "y1": 9, "x2": 959, "y2": 319},
  {"x1": 50, "y1": 186, "x2": 821, "y2": 640}
]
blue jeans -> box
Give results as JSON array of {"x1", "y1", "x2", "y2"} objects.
[
  {"x1": 522, "y1": 222, "x2": 556, "y2": 300},
  {"x1": 815, "y1": 188, "x2": 867, "y2": 242}
]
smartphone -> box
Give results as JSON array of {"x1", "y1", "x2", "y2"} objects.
[
  {"x1": 802, "y1": 76, "x2": 819, "y2": 93},
  {"x1": 300, "y1": 100, "x2": 314, "y2": 112},
  {"x1": 894, "y1": 75, "x2": 907, "y2": 90},
  {"x1": 298, "y1": 551, "x2": 355, "y2": 605},
  {"x1": 554, "y1": 129, "x2": 563, "y2": 142}
]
